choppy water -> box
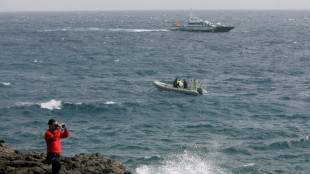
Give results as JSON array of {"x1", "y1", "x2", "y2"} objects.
[{"x1": 1, "y1": 10, "x2": 310, "y2": 174}]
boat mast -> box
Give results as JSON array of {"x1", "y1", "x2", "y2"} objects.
[{"x1": 190, "y1": 8, "x2": 193, "y2": 20}]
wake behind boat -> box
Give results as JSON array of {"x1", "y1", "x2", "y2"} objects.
[
  {"x1": 170, "y1": 9, "x2": 234, "y2": 32},
  {"x1": 153, "y1": 81, "x2": 204, "y2": 96}
]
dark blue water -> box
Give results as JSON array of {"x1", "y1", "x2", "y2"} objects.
[{"x1": 1, "y1": 10, "x2": 310, "y2": 174}]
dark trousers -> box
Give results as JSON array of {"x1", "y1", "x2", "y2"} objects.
[{"x1": 46, "y1": 152, "x2": 61, "y2": 174}]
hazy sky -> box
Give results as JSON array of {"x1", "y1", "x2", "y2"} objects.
[{"x1": 1, "y1": 0, "x2": 309, "y2": 12}]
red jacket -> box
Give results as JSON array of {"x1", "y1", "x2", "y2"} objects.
[{"x1": 45, "y1": 129, "x2": 69, "y2": 154}]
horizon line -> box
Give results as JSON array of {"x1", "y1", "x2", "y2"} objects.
[{"x1": 1, "y1": 8, "x2": 310, "y2": 13}]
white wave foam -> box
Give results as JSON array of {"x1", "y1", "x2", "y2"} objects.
[
  {"x1": 38, "y1": 28, "x2": 168, "y2": 33},
  {"x1": 104, "y1": 101, "x2": 117, "y2": 105},
  {"x1": 40, "y1": 28, "x2": 67, "y2": 32},
  {"x1": 40, "y1": 99, "x2": 62, "y2": 110},
  {"x1": 38, "y1": 28, "x2": 98, "y2": 32},
  {"x1": 33, "y1": 59, "x2": 43, "y2": 63},
  {"x1": 243, "y1": 163, "x2": 255, "y2": 167},
  {"x1": 134, "y1": 29, "x2": 168, "y2": 32},
  {"x1": 1, "y1": 82, "x2": 11, "y2": 86},
  {"x1": 69, "y1": 28, "x2": 105, "y2": 32},
  {"x1": 136, "y1": 150, "x2": 225, "y2": 174},
  {"x1": 89, "y1": 27, "x2": 100, "y2": 31},
  {"x1": 109, "y1": 28, "x2": 168, "y2": 33},
  {"x1": 132, "y1": 29, "x2": 154, "y2": 32},
  {"x1": 19, "y1": 102, "x2": 36, "y2": 106}
]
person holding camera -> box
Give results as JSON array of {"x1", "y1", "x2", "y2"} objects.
[{"x1": 45, "y1": 119, "x2": 69, "y2": 174}]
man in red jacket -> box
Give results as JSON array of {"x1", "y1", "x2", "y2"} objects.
[{"x1": 45, "y1": 119, "x2": 69, "y2": 174}]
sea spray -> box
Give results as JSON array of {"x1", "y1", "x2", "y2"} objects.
[{"x1": 136, "y1": 150, "x2": 226, "y2": 174}]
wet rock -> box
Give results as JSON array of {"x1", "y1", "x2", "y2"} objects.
[{"x1": 0, "y1": 141, "x2": 132, "y2": 174}]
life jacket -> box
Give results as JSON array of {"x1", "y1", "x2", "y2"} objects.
[
  {"x1": 177, "y1": 80, "x2": 183, "y2": 87},
  {"x1": 193, "y1": 80, "x2": 198, "y2": 90}
]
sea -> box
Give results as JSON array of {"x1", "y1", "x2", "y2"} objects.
[{"x1": 1, "y1": 10, "x2": 310, "y2": 174}]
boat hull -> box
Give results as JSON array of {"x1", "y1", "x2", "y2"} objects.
[
  {"x1": 153, "y1": 81, "x2": 202, "y2": 96},
  {"x1": 212, "y1": 26, "x2": 234, "y2": 32},
  {"x1": 170, "y1": 26, "x2": 234, "y2": 32}
]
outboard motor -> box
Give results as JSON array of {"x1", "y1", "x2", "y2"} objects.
[{"x1": 197, "y1": 88, "x2": 203, "y2": 95}]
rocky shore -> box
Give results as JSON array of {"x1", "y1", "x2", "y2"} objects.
[{"x1": 0, "y1": 141, "x2": 132, "y2": 174}]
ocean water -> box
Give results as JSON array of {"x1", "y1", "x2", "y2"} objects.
[{"x1": 1, "y1": 10, "x2": 310, "y2": 174}]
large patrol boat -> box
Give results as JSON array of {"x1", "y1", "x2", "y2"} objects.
[{"x1": 170, "y1": 10, "x2": 234, "y2": 32}]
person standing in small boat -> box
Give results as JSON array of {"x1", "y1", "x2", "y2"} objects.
[
  {"x1": 183, "y1": 79, "x2": 188, "y2": 89},
  {"x1": 177, "y1": 79, "x2": 183, "y2": 88},
  {"x1": 173, "y1": 77, "x2": 178, "y2": 87},
  {"x1": 192, "y1": 79, "x2": 200, "y2": 91}
]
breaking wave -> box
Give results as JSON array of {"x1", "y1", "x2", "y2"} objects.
[
  {"x1": 1, "y1": 82, "x2": 11, "y2": 86},
  {"x1": 40, "y1": 99, "x2": 62, "y2": 110},
  {"x1": 104, "y1": 101, "x2": 117, "y2": 105},
  {"x1": 6, "y1": 100, "x2": 120, "y2": 111},
  {"x1": 136, "y1": 150, "x2": 226, "y2": 174}
]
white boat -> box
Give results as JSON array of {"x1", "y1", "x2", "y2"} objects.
[
  {"x1": 170, "y1": 9, "x2": 234, "y2": 32},
  {"x1": 153, "y1": 81, "x2": 203, "y2": 96}
]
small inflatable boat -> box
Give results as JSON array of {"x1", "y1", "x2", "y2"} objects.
[{"x1": 153, "y1": 81, "x2": 203, "y2": 96}]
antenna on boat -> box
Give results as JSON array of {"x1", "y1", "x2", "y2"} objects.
[{"x1": 190, "y1": 8, "x2": 193, "y2": 20}]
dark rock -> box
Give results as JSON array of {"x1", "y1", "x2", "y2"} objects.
[{"x1": 0, "y1": 143, "x2": 133, "y2": 174}]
